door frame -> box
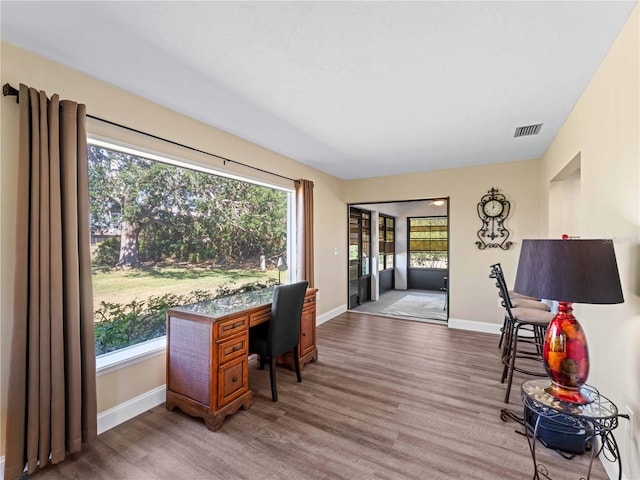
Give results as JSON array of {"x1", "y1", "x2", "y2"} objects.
[
  {"x1": 347, "y1": 198, "x2": 450, "y2": 318},
  {"x1": 348, "y1": 207, "x2": 372, "y2": 309}
]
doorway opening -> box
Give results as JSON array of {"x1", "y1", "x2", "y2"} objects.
[{"x1": 347, "y1": 198, "x2": 449, "y2": 323}]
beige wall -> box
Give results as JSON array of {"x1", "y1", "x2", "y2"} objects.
[
  {"x1": 540, "y1": 6, "x2": 640, "y2": 477},
  {"x1": 343, "y1": 158, "x2": 544, "y2": 325},
  {"x1": 95, "y1": 356, "x2": 166, "y2": 414},
  {"x1": 0, "y1": 42, "x2": 347, "y2": 457}
]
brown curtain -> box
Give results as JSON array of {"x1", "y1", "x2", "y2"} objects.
[
  {"x1": 295, "y1": 179, "x2": 314, "y2": 288},
  {"x1": 4, "y1": 85, "x2": 97, "y2": 480}
]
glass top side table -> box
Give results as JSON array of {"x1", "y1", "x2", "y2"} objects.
[{"x1": 520, "y1": 379, "x2": 621, "y2": 480}]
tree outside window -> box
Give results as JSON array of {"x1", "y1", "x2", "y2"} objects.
[{"x1": 89, "y1": 141, "x2": 290, "y2": 355}]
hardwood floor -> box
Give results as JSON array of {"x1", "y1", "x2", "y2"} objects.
[{"x1": 31, "y1": 312, "x2": 608, "y2": 480}]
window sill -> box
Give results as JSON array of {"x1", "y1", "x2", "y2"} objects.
[{"x1": 96, "y1": 336, "x2": 166, "y2": 377}]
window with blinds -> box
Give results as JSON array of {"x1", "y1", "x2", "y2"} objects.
[
  {"x1": 408, "y1": 216, "x2": 448, "y2": 269},
  {"x1": 378, "y1": 215, "x2": 395, "y2": 271}
]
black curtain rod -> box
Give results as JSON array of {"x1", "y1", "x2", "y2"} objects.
[{"x1": 2, "y1": 82, "x2": 297, "y2": 183}]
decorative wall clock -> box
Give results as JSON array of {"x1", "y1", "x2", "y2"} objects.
[{"x1": 476, "y1": 187, "x2": 513, "y2": 250}]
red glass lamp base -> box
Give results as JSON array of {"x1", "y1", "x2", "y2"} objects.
[
  {"x1": 543, "y1": 302, "x2": 591, "y2": 404},
  {"x1": 544, "y1": 382, "x2": 593, "y2": 405}
]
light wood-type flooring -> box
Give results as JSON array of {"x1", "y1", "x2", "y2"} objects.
[{"x1": 30, "y1": 312, "x2": 608, "y2": 480}]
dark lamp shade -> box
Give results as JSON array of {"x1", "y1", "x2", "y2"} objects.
[{"x1": 514, "y1": 239, "x2": 624, "y2": 304}]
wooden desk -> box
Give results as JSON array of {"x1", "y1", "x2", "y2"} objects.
[{"x1": 165, "y1": 287, "x2": 318, "y2": 431}]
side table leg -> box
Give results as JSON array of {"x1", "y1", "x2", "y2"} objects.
[
  {"x1": 599, "y1": 430, "x2": 623, "y2": 480},
  {"x1": 585, "y1": 431, "x2": 598, "y2": 480},
  {"x1": 584, "y1": 428, "x2": 622, "y2": 480},
  {"x1": 530, "y1": 413, "x2": 541, "y2": 480},
  {"x1": 500, "y1": 408, "x2": 524, "y2": 425},
  {"x1": 611, "y1": 433, "x2": 623, "y2": 480},
  {"x1": 525, "y1": 409, "x2": 551, "y2": 480}
]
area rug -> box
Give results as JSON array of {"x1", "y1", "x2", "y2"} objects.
[{"x1": 380, "y1": 293, "x2": 447, "y2": 320}]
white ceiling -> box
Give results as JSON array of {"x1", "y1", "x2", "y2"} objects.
[{"x1": 1, "y1": 1, "x2": 636, "y2": 180}]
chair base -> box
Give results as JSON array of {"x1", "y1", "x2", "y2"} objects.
[
  {"x1": 258, "y1": 346, "x2": 303, "y2": 402},
  {"x1": 501, "y1": 321, "x2": 547, "y2": 403}
]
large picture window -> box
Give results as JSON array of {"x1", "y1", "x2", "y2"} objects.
[
  {"x1": 88, "y1": 140, "x2": 292, "y2": 355},
  {"x1": 408, "y1": 216, "x2": 448, "y2": 269}
]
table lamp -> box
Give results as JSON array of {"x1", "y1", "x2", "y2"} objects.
[
  {"x1": 513, "y1": 238, "x2": 624, "y2": 404},
  {"x1": 277, "y1": 256, "x2": 288, "y2": 285}
]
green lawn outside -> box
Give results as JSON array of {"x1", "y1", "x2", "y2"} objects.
[{"x1": 92, "y1": 264, "x2": 283, "y2": 310}]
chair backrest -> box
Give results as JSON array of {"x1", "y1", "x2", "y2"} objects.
[
  {"x1": 268, "y1": 281, "x2": 309, "y2": 357},
  {"x1": 489, "y1": 263, "x2": 506, "y2": 285},
  {"x1": 489, "y1": 263, "x2": 515, "y2": 310}
]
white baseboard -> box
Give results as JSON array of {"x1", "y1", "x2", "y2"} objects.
[
  {"x1": 97, "y1": 385, "x2": 166, "y2": 435},
  {"x1": 317, "y1": 304, "x2": 347, "y2": 326},
  {"x1": 448, "y1": 317, "x2": 502, "y2": 335},
  {"x1": 0, "y1": 455, "x2": 4, "y2": 480}
]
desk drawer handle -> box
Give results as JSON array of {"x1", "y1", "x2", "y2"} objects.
[
  {"x1": 232, "y1": 345, "x2": 241, "y2": 352},
  {"x1": 302, "y1": 333, "x2": 306, "y2": 337},
  {"x1": 232, "y1": 376, "x2": 238, "y2": 382},
  {"x1": 224, "y1": 322, "x2": 242, "y2": 331}
]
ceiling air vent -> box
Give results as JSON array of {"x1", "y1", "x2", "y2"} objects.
[{"x1": 514, "y1": 123, "x2": 543, "y2": 137}]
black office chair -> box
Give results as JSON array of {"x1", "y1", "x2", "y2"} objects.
[{"x1": 249, "y1": 281, "x2": 308, "y2": 402}]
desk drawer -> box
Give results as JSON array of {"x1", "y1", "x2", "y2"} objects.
[
  {"x1": 217, "y1": 356, "x2": 248, "y2": 407},
  {"x1": 249, "y1": 307, "x2": 271, "y2": 327},
  {"x1": 217, "y1": 334, "x2": 247, "y2": 364},
  {"x1": 216, "y1": 315, "x2": 248, "y2": 340}
]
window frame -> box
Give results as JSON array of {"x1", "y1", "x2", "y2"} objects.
[
  {"x1": 88, "y1": 136, "x2": 296, "y2": 370},
  {"x1": 378, "y1": 214, "x2": 395, "y2": 271},
  {"x1": 407, "y1": 215, "x2": 448, "y2": 270}
]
